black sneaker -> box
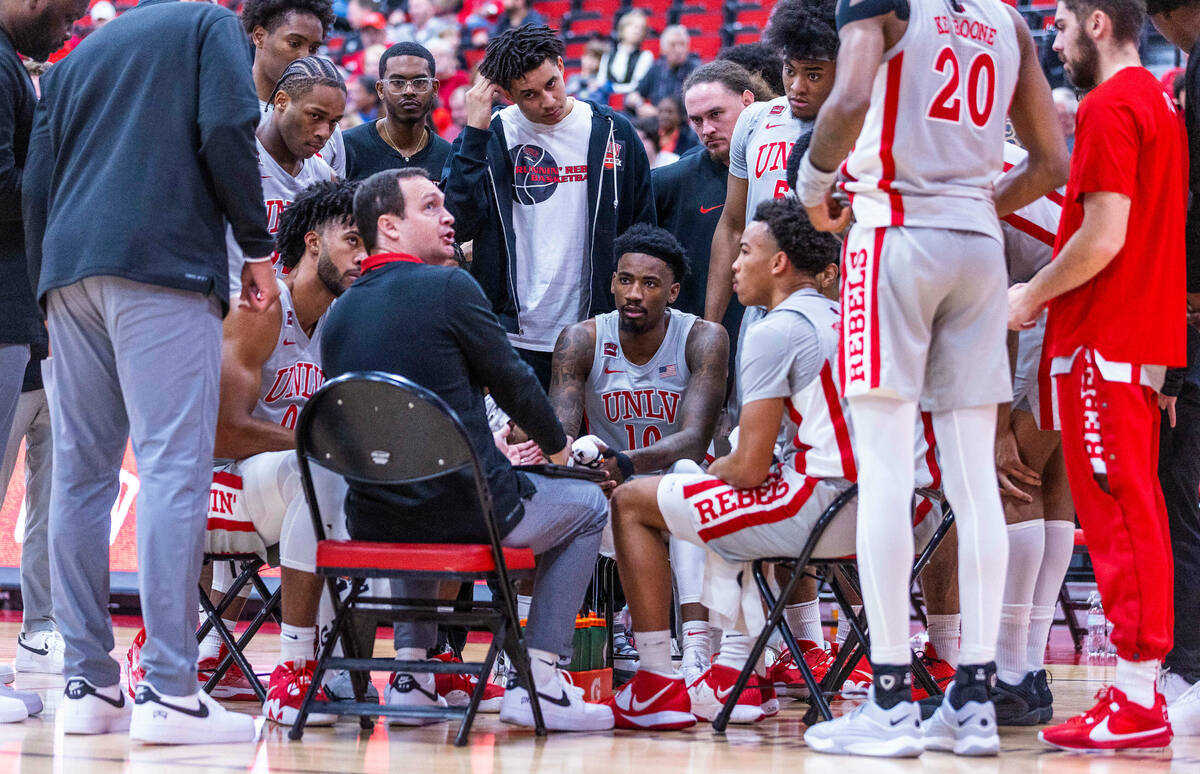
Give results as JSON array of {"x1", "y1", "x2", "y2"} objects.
[
  {"x1": 1033, "y1": 669, "x2": 1053, "y2": 723},
  {"x1": 992, "y1": 672, "x2": 1042, "y2": 726}
]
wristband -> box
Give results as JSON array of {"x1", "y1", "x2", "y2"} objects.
[
  {"x1": 242, "y1": 255, "x2": 274, "y2": 264},
  {"x1": 795, "y1": 151, "x2": 839, "y2": 209},
  {"x1": 612, "y1": 451, "x2": 635, "y2": 481}
]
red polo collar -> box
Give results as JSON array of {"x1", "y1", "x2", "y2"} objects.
[{"x1": 362, "y1": 252, "x2": 423, "y2": 273}]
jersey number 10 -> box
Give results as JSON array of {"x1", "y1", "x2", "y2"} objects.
[
  {"x1": 926, "y1": 47, "x2": 996, "y2": 128},
  {"x1": 624, "y1": 423, "x2": 663, "y2": 450}
]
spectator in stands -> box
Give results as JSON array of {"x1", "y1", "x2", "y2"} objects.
[
  {"x1": 716, "y1": 42, "x2": 784, "y2": 98},
  {"x1": 1052, "y1": 86, "x2": 1078, "y2": 153},
  {"x1": 634, "y1": 115, "x2": 678, "y2": 169},
  {"x1": 1149, "y1": 0, "x2": 1200, "y2": 736},
  {"x1": 489, "y1": 0, "x2": 546, "y2": 40},
  {"x1": 599, "y1": 9, "x2": 653, "y2": 96},
  {"x1": 653, "y1": 60, "x2": 756, "y2": 331},
  {"x1": 343, "y1": 11, "x2": 390, "y2": 76},
  {"x1": 345, "y1": 42, "x2": 453, "y2": 180},
  {"x1": 320, "y1": 168, "x2": 613, "y2": 732},
  {"x1": 389, "y1": 0, "x2": 452, "y2": 46},
  {"x1": 429, "y1": 37, "x2": 469, "y2": 95},
  {"x1": 656, "y1": 94, "x2": 698, "y2": 156},
  {"x1": 567, "y1": 38, "x2": 613, "y2": 105},
  {"x1": 443, "y1": 83, "x2": 470, "y2": 141},
  {"x1": 442, "y1": 25, "x2": 655, "y2": 388},
  {"x1": 343, "y1": 73, "x2": 381, "y2": 128},
  {"x1": 627, "y1": 25, "x2": 699, "y2": 119},
  {"x1": 242, "y1": 0, "x2": 346, "y2": 176}
]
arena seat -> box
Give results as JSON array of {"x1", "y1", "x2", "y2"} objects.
[{"x1": 290, "y1": 372, "x2": 543, "y2": 746}]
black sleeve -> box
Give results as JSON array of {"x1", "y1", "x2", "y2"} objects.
[
  {"x1": 195, "y1": 15, "x2": 274, "y2": 258},
  {"x1": 441, "y1": 126, "x2": 495, "y2": 243},
  {"x1": 21, "y1": 95, "x2": 51, "y2": 290},
  {"x1": 443, "y1": 270, "x2": 568, "y2": 453},
  {"x1": 0, "y1": 60, "x2": 23, "y2": 222},
  {"x1": 652, "y1": 164, "x2": 676, "y2": 226},
  {"x1": 836, "y1": 0, "x2": 909, "y2": 29},
  {"x1": 1164, "y1": 326, "x2": 1200, "y2": 397}
]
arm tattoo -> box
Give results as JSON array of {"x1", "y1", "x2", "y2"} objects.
[
  {"x1": 627, "y1": 322, "x2": 730, "y2": 473},
  {"x1": 548, "y1": 322, "x2": 595, "y2": 439}
]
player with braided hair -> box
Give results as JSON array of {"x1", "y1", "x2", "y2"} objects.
[{"x1": 227, "y1": 56, "x2": 344, "y2": 296}]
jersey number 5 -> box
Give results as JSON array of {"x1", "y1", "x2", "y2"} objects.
[{"x1": 926, "y1": 47, "x2": 996, "y2": 128}]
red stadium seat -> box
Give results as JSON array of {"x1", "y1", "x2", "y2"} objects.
[
  {"x1": 689, "y1": 34, "x2": 721, "y2": 60},
  {"x1": 534, "y1": 0, "x2": 573, "y2": 27},
  {"x1": 567, "y1": 12, "x2": 616, "y2": 38},
  {"x1": 733, "y1": 6, "x2": 771, "y2": 28},
  {"x1": 678, "y1": 9, "x2": 723, "y2": 35},
  {"x1": 565, "y1": 40, "x2": 587, "y2": 60}
]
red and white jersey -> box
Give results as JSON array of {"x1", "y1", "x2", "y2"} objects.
[
  {"x1": 729, "y1": 96, "x2": 814, "y2": 215},
  {"x1": 256, "y1": 280, "x2": 326, "y2": 431},
  {"x1": 841, "y1": 0, "x2": 1019, "y2": 242},
  {"x1": 584, "y1": 309, "x2": 696, "y2": 458},
  {"x1": 999, "y1": 143, "x2": 1062, "y2": 284},
  {"x1": 774, "y1": 291, "x2": 857, "y2": 480}
]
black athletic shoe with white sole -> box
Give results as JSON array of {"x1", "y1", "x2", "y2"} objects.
[
  {"x1": 993, "y1": 672, "x2": 1043, "y2": 726},
  {"x1": 1034, "y1": 669, "x2": 1054, "y2": 723},
  {"x1": 130, "y1": 682, "x2": 256, "y2": 744}
]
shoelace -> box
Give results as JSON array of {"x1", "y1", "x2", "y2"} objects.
[{"x1": 1071, "y1": 687, "x2": 1117, "y2": 726}]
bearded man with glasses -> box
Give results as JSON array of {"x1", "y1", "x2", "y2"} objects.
[{"x1": 344, "y1": 42, "x2": 453, "y2": 181}]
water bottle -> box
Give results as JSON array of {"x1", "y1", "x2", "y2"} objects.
[{"x1": 1086, "y1": 590, "x2": 1109, "y2": 662}]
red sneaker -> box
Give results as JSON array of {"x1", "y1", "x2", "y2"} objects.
[
  {"x1": 431, "y1": 652, "x2": 504, "y2": 713},
  {"x1": 769, "y1": 640, "x2": 831, "y2": 697},
  {"x1": 263, "y1": 660, "x2": 337, "y2": 726},
  {"x1": 198, "y1": 644, "x2": 264, "y2": 702},
  {"x1": 1039, "y1": 686, "x2": 1172, "y2": 751},
  {"x1": 911, "y1": 644, "x2": 956, "y2": 701},
  {"x1": 829, "y1": 643, "x2": 873, "y2": 697},
  {"x1": 126, "y1": 628, "x2": 147, "y2": 698},
  {"x1": 755, "y1": 673, "x2": 779, "y2": 716},
  {"x1": 687, "y1": 664, "x2": 765, "y2": 724},
  {"x1": 608, "y1": 670, "x2": 695, "y2": 730}
]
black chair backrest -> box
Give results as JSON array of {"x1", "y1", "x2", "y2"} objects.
[{"x1": 296, "y1": 371, "x2": 476, "y2": 486}]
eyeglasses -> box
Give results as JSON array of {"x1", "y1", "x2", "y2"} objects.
[{"x1": 381, "y1": 77, "x2": 435, "y2": 94}]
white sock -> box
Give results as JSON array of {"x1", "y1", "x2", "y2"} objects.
[
  {"x1": 1026, "y1": 520, "x2": 1076, "y2": 671},
  {"x1": 279, "y1": 623, "x2": 316, "y2": 664},
  {"x1": 784, "y1": 600, "x2": 824, "y2": 647},
  {"x1": 634, "y1": 630, "x2": 674, "y2": 674},
  {"x1": 715, "y1": 630, "x2": 751, "y2": 672},
  {"x1": 1026, "y1": 604, "x2": 1055, "y2": 673},
  {"x1": 709, "y1": 624, "x2": 723, "y2": 648},
  {"x1": 198, "y1": 618, "x2": 237, "y2": 662},
  {"x1": 516, "y1": 594, "x2": 532, "y2": 621},
  {"x1": 850, "y1": 395, "x2": 918, "y2": 666},
  {"x1": 1116, "y1": 657, "x2": 1159, "y2": 709},
  {"x1": 926, "y1": 613, "x2": 961, "y2": 668},
  {"x1": 996, "y1": 520, "x2": 1044, "y2": 683},
  {"x1": 932, "y1": 406, "x2": 1009, "y2": 665},
  {"x1": 528, "y1": 648, "x2": 562, "y2": 697},
  {"x1": 836, "y1": 605, "x2": 862, "y2": 649},
  {"x1": 680, "y1": 620, "x2": 710, "y2": 666}
]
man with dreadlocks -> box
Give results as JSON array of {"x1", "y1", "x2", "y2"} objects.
[
  {"x1": 227, "y1": 56, "x2": 344, "y2": 296},
  {"x1": 22, "y1": 0, "x2": 279, "y2": 745},
  {"x1": 210, "y1": 181, "x2": 364, "y2": 727},
  {"x1": 443, "y1": 25, "x2": 655, "y2": 391}
]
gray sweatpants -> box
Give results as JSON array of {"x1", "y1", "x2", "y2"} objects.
[
  {"x1": 0, "y1": 388, "x2": 55, "y2": 632},
  {"x1": 393, "y1": 473, "x2": 607, "y2": 659},
  {"x1": 45, "y1": 276, "x2": 221, "y2": 695}
]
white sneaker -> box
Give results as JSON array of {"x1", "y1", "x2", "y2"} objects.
[
  {"x1": 923, "y1": 681, "x2": 1000, "y2": 756},
  {"x1": 1168, "y1": 678, "x2": 1200, "y2": 736},
  {"x1": 1161, "y1": 671, "x2": 1194, "y2": 704},
  {"x1": 0, "y1": 664, "x2": 13, "y2": 684},
  {"x1": 804, "y1": 690, "x2": 923, "y2": 757},
  {"x1": 15, "y1": 630, "x2": 64, "y2": 674},
  {"x1": 0, "y1": 690, "x2": 27, "y2": 724},
  {"x1": 129, "y1": 682, "x2": 257, "y2": 744},
  {"x1": 61, "y1": 677, "x2": 131, "y2": 734},
  {"x1": 0, "y1": 685, "x2": 41, "y2": 716},
  {"x1": 384, "y1": 671, "x2": 447, "y2": 726},
  {"x1": 499, "y1": 671, "x2": 614, "y2": 731}
]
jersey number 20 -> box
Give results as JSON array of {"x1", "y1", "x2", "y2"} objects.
[{"x1": 926, "y1": 47, "x2": 996, "y2": 128}]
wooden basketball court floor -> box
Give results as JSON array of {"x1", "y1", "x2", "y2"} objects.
[{"x1": 0, "y1": 620, "x2": 1194, "y2": 773}]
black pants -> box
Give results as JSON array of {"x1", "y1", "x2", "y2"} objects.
[
  {"x1": 516, "y1": 347, "x2": 553, "y2": 394},
  {"x1": 1160, "y1": 396, "x2": 1200, "y2": 682}
]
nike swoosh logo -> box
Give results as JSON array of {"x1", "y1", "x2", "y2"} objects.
[
  {"x1": 1090, "y1": 716, "x2": 1169, "y2": 743},
  {"x1": 603, "y1": 367, "x2": 624, "y2": 374},
  {"x1": 715, "y1": 685, "x2": 733, "y2": 700},
  {"x1": 889, "y1": 716, "x2": 909, "y2": 726},
  {"x1": 18, "y1": 641, "x2": 49, "y2": 656},
  {"x1": 699, "y1": 204, "x2": 723, "y2": 214},
  {"x1": 391, "y1": 675, "x2": 439, "y2": 702},
  {"x1": 630, "y1": 685, "x2": 673, "y2": 712},
  {"x1": 538, "y1": 690, "x2": 573, "y2": 708},
  {"x1": 66, "y1": 679, "x2": 126, "y2": 708},
  {"x1": 958, "y1": 713, "x2": 976, "y2": 727},
  {"x1": 138, "y1": 689, "x2": 209, "y2": 718},
  {"x1": 765, "y1": 123, "x2": 784, "y2": 129},
  {"x1": 283, "y1": 339, "x2": 296, "y2": 346}
]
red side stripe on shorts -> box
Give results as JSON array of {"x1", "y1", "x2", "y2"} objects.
[
  {"x1": 206, "y1": 518, "x2": 257, "y2": 533},
  {"x1": 920, "y1": 411, "x2": 942, "y2": 489},
  {"x1": 1001, "y1": 212, "x2": 1056, "y2": 247},
  {"x1": 880, "y1": 53, "x2": 905, "y2": 225},
  {"x1": 682, "y1": 479, "x2": 726, "y2": 499},
  {"x1": 696, "y1": 475, "x2": 820, "y2": 542},
  {"x1": 837, "y1": 237, "x2": 850, "y2": 394},
  {"x1": 212, "y1": 471, "x2": 243, "y2": 488},
  {"x1": 821, "y1": 364, "x2": 857, "y2": 481},
  {"x1": 869, "y1": 228, "x2": 884, "y2": 388}
]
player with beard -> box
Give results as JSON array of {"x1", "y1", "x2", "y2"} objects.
[
  {"x1": 227, "y1": 57, "x2": 343, "y2": 296},
  {"x1": 210, "y1": 181, "x2": 365, "y2": 727},
  {"x1": 343, "y1": 42, "x2": 453, "y2": 180},
  {"x1": 548, "y1": 224, "x2": 728, "y2": 686},
  {"x1": 241, "y1": 0, "x2": 345, "y2": 176}
]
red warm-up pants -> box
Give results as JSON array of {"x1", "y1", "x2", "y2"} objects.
[{"x1": 1055, "y1": 353, "x2": 1174, "y2": 662}]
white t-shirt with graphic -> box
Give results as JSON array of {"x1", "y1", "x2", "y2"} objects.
[{"x1": 500, "y1": 100, "x2": 593, "y2": 352}]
